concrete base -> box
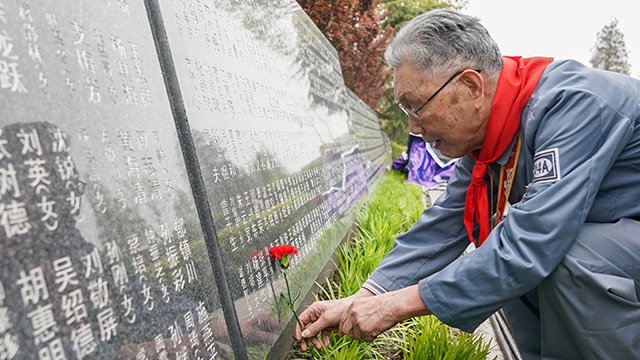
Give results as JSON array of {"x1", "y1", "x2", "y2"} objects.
[{"x1": 475, "y1": 317, "x2": 505, "y2": 360}]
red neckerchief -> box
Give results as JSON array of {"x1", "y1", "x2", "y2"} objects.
[{"x1": 464, "y1": 56, "x2": 553, "y2": 246}]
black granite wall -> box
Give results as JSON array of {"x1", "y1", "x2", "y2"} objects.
[{"x1": 0, "y1": 0, "x2": 390, "y2": 359}]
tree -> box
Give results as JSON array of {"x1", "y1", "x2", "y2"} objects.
[
  {"x1": 381, "y1": 0, "x2": 466, "y2": 30},
  {"x1": 590, "y1": 18, "x2": 631, "y2": 75},
  {"x1": 297, "y1": 0, "x2": 463, "y2": 143},
  {"x1": 296, "y1": 0, "x2": 394, "y2": 108}
]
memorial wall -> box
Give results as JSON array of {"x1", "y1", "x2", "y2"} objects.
[{"x1": 0, "y1": 0, "x2": 390, "y2": 359}]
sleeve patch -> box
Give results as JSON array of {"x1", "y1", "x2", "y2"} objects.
[{"x1": 532, "y1": 148, "x2": 561, "y2": 184}]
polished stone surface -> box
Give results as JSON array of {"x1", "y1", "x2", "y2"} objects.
[
  {"x1": 0, "y1": 0, "x2": 390, "y2": 359},
  {"x1": 158, "y1": 0, "x2": 388, "y2": 357},
  {"x1": 0, "y1": 0, "x2": 224, "y2": 358}
]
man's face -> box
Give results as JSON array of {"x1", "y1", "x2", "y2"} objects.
[{"x1": 394, "y1": 61, "x2": 486, "y2": 158}]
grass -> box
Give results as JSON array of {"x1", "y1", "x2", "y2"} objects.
[
  {"x1": 290, "y1": 171, "x2": 493, "y2": 360},
  {"x1": 390, "y1": 142, "x2": 407, "y2": 162}
]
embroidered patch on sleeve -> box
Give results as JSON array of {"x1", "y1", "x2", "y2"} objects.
[{"x1": 532, "y1": 148, "x2": 561, "y2": 184}]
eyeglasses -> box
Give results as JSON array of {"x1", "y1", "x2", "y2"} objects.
[{"x1": 399, "y1": 69, "x2": 482, "y2": 118}]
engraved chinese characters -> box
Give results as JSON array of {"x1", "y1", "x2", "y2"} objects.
[
  {"x1": 346, "y1": 90, "x2": 389, "y2": 183},
  {"x1": 0, "y1": 1, "x2": 227, "y2": 359},
  {"x1": 157, "y1": 0, "x2": 389, "y2": 357},
  {"x1": 0, "y1": 0, "x2": 391, "y2": 358}
]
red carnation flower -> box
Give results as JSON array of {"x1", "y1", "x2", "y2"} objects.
[
  {"x1": 269, "y1": 245, "x2": 298, "y2": 261},
  {"x1": 269, "y1": 245, "x2": 298, "y2": 269}
]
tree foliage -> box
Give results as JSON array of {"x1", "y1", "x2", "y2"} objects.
[
  {"x1": 297, "y1": 0, "x2": 462, "y2": 143},
  {"x1": 381, "y1": 0, "x2": 466, "y2": 30},
  {"x1": 296, "y1": 0, "x2": 394, "y2": 108},
  {"x1": 377, "y1": 77, "x2": 409, "y2": 145},
  {"x1": 590, "y1": 17, "x2": 631, "y2": 75}
]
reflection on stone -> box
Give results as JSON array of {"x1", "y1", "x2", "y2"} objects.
[
  {"x1": 158, "y1": 0, "x2": 389, "y2": 357},
  {"x1": 0, "y1": 122, "x2": 224, "y2": 359},
  {"x1": 0, "y1": 0, "x2": 229, "y2": 358},
  {"x1": 0, "y1": 0, "x2": 389, "y2": 358}
]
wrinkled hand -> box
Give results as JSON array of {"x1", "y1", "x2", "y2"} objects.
[
  {"x1": 338, "y1": 294, "x2": 402, "y2": 342},
  {"x1": 294, "y1": 298, "x2": 349, "y2": 350},
  {"x1": 295, "y1": 288, "x2": 375, "y2": 350},
  {"x1": 296, "y1": 285, "x2": 429, "y2": 349}
]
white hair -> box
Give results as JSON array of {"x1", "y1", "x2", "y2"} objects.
[{"x1": 385, "y1": 9, "x2": 503, "y2": 78}]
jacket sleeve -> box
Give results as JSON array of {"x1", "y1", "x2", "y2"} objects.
[
  {"x1": 420, "y1": 90, "x2": 635, "y2": 332},
  {"x1": 366, "y1": 154, "x2": 475, "y2": 293}
]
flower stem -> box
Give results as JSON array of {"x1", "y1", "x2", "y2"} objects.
[{"x1": 283, "y1": 270, "x2": 323, "y2": 358}]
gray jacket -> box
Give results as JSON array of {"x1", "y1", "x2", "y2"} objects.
[{"x1": 365, "y1": 60, "x2": 640, "y2": 332}]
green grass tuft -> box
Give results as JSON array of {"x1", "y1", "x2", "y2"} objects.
[
  {"x1": 293, "y1": 171, "x2": 493, "y2": 360},
  {"x1": 391, "y1": 142, "x2": 408, "y2": 162}
]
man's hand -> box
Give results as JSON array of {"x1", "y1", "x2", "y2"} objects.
[
  {"x1": 337, "y1": 285, "x2": 430, "y2": 341},
  {"x1": 295, "y1": 288, "x2": 374, "y2": 350},
  {"x1": 296, "y1": 285, "x2": 430, "y2": 350},
  {"x1": 338, "y1": 294, "x2": 402, "y2": 342}
]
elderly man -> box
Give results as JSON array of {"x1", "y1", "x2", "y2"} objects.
[{"x1": 295, "y1": 8, "x2": 640, "y2": 360}]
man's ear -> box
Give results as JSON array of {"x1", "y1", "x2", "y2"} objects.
[{"x1": 459, "y1": 70, "x2": 484, "y2": 107}]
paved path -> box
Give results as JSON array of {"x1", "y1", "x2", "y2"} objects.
[{"x1": 475, "y1": 318, "x2": 504, "y2": 360}]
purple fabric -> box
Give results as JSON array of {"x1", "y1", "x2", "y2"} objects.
[
  {"x1": 391, "y1": 155, "x2": 408, "y2": 172},
  {"x1": 407, "y1": 140, "x2": 455, "y2": 189}
]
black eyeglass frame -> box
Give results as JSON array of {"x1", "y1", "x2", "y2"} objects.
[{"x1": 399, "y1": 69, "x2": 482, "y2": 118}]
